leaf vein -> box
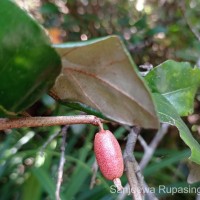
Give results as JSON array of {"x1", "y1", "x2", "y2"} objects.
[
  {"x1": 68, "y1": 70, "x2": 102, "y2": 111},
  {"x1": 64, "y1": 67, "x2": 154, "y2": 118}
]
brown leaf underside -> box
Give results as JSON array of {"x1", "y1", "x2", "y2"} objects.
[{"x1": 51, "y1": 36, "x2": 159, "y2": 128}]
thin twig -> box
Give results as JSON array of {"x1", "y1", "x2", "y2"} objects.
[
  {"x1": 137, "y1": 135, "x2": 148, "y2": 151},
  {"x1": 143, "y1": 181, "x2": 158, "y2": 200},
  {"x1": 139, "y1": 124, "x2": 169, "y2": 170},
  {"x1": 40, "y1": 128, "x2": 62, "y2": 156},
  {"x1": 0, "y1": 115, "x2": 105, "y2": 130},
  {"x1": 123, "y1": 127, "x2": 144, "y2": 200},
  {"x1": 90, "y1": 159, "x2": 98, "y2": 189},
  {"x1": 124, "y1": 159, "x2": 141, "y2": 199},
  {"x1": 196, "y1": 193, "x2": 200, "y2": 200},
  {"x1": 118, "y1": 124, "x2": 169, "y2": 200},
  {"x1": 55, "y1": 126, "x2": 69, "y2": 200},
  {"x1": 125, "y1": 126, "x2": 140, "y2": 153}
]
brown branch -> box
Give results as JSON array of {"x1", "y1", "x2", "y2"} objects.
[
  {"x1": 0, "y1": 115, "x2": 105, "y2": 130},
  {"x1": 118, "y1": 124, "x2": 169, "y2": 200},
  {"x1": 40, "y1": 128, "x2": 62, "y2": 156},
  {"x1": 139, "y1": 123, "x2": 169, "y2": 170},
  {"x1": 55, "y1": 126, "x2": 69, "y2": 200},
  {"x1": 123, "y1": 127, "x2": 144, "y2": 200}
]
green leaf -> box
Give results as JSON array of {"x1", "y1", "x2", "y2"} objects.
[
  {"x1": 51, "y1": 36, "x2": 159, "y2": 128},
  {"x1": 144, "y1": 149, "x2": 190, "y2": 177},
  {"x1": 22, "y1": 173, "x2": 42, "y2": 200},
  {"x1": 145, "y1": 60, "x2": 200, "y2": 116},
  {"x1": 31, "y1": 167, "x2": 57, "y2": 199},
  {"x1": 153, "y1": 93, "x2": 200, "y2": 165},
  {"x1": 0, "y1": 0, "x2": 61, "y2": 116}
]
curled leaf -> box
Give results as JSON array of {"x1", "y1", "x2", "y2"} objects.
[{"x1": 51, "y1": 36, "x2": 159, "y2": 128}]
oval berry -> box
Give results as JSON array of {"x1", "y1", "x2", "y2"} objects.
[{"x1": 94, "y1": 130, "x2": 124, "y2": 182}]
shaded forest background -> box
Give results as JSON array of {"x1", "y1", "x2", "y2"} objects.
[{"x1": 1, "y1": 0, "x2": 200, "y2": 200}]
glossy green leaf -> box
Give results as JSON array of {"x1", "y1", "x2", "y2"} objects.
[
  {"x1": 0, "y1": 0, "x2": 61, "y2": 116},
  {"x1": 153, "y1": 93, "x2": 200, "y2": 165},
  {"x1": 145, "y1": 60, "x2": 200, "y2": 116},
  {"x1": 51, "y1": 36, "x2": 159, "y2": 128}
]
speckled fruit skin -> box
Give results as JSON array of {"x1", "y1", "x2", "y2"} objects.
[{"x1": 94, "y1": 130, "x2": 124, "y2": 180}]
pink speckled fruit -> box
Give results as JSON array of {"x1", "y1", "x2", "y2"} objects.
[{"x1": 94, "y1": 130, "x2": 124, "y2": 183}]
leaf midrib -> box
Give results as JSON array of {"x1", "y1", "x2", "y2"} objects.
[
  {"x1": 64, "y1": 67, "x2": 155, "y2": 118},
  {"x1": 161, "y1": 85, "x2": 197, "y2": 96}
]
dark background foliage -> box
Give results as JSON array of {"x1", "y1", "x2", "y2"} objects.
[{"x1": 1, "y1": 0, "x2": 200, "y2": 199}]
